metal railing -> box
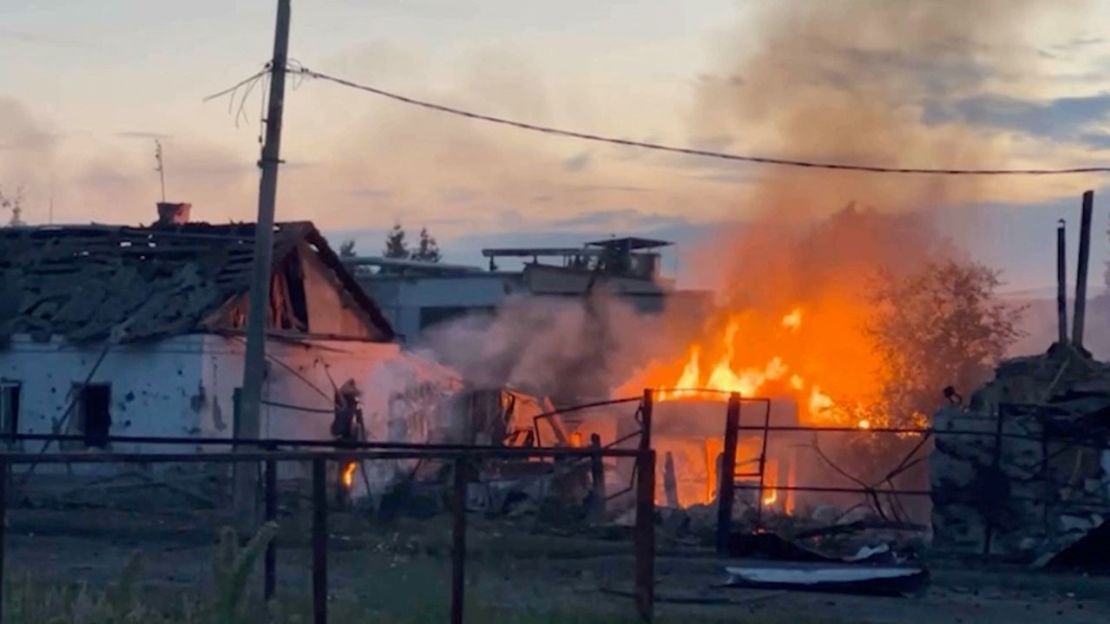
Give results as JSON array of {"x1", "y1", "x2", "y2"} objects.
[
  {"x1": 0, "y1": 441, "x2": 656, "y2": 624},
  {"x1": 4, "y1": 389, "x2": 1105, "y2": 622}
]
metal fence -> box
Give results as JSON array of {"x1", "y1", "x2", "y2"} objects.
[
  {"x1": 3, "y1": 389, "x2": 1102, "y2": 623},
  {"x1": 0, "y1": 442, "x2": 656, "y2": 624}
]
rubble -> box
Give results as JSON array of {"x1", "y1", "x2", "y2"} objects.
[
  {"x1": 1040, "y1": 519, "x2": 1110, "y2": 573},
  {"x1": 930, "y1": 343, "x2": 1110, "y2": 561},
  {"x1": 0, "y1": 222, "x2": 393, "y2": 344}
]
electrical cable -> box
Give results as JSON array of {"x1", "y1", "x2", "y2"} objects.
[{"x1": 289, "y1": 66, "x2": 1110, "y2": 177}]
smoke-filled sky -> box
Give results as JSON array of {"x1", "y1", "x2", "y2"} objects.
[{"x1": 3, "y1": 0, "x2": 1110, "y2": 292}]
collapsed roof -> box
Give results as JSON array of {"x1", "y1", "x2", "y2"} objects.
[{"x1": 0, "y1": 221, "x2": 394, "y2": 344}]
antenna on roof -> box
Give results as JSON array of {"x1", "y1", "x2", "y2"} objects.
[{"x1": 154, "y1": 139, "x2": 167, "y2": 202}]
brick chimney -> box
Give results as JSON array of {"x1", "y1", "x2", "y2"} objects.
[{"x1": 156, "y1": 202, "x2": 191, "y2": 226}]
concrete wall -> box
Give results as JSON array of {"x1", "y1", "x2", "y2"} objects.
[
  {"x1": 0, "y1": 335, "x2": 209, "y2": 473},
  {"x1": 360, "y1": 273, "x2": 523, "y2": 340},
  {"x1": 360, "y1": 270, "x2": 711, "y2": 343},
  {"x1": 0, "y1": 333, "x2": 461, "y2": 490}
]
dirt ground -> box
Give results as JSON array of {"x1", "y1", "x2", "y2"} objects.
[{"x1": 5, "y1": 504, "x2": 1109, "y2": 623}]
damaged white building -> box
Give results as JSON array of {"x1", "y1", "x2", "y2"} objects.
[{"x1": 0, "y1": 213, "x2": 551, "y2": 492}]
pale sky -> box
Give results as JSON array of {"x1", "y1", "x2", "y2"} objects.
[{"x1": 3, "y1": 0, "x2": 1110, "y2": 291}]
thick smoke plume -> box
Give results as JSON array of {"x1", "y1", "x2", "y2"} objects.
[
  {"x1": 692, "y1": 0, "x2": 1080, "y2": 216},
  {"x1": 420, "y1": 293, "x2": 689, "y2": 403},
  {"x1": 420, "y1": 1, "x2": 1083, "y2": 413}
]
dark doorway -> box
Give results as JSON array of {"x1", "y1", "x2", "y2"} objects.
[{"x1": 77, "y1": 384, "x2": 112, "y2": 448}]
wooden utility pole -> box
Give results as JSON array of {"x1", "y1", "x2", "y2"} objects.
[{"x1": 236, "y1": 0, "x2": 292, "y2": 515}]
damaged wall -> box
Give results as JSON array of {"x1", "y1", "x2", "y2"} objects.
[
  {"x1": 298, "y1": 243, "x2": 381, "y2": 337},
  {"x1": 931, "y1": 347, "x2": 1110, "y2": 560},
  {"x1": 0, "y1": 334, "x2": 209, "y2": 473},
  {"x1": 0, "y1": 333, "x2": 454, "y2": 480}
]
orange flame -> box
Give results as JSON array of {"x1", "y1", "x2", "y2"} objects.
[
  {"x1": 341, "y1": 462, "x2": 358, "y2": 489},
  {"x1": 644, "y1": 306, "x2": 877, "y2": 430},
  {"x1": 781, "y1": 307, "x2": 802, "y2": 332},
  {"x1": 762, "y1": 459, "x2": 779, "y2": 506}
]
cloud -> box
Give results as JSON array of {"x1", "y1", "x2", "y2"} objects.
[
  {"x1": 924, "y1": 93, "x2": 1110, "y2": 145},
  {"x1": 0, "y1": 29, "x2": 97, "y2": 50},
  {"x1": 562, "y1": 151, "x2": 592, "y2": 172},
  {"x1": 564, "y1": 184, "x2": 651, "y2": 194},
  {"x1": 348, "y1": 187, "x2": 393, "y2": 199},
  {"x1": 546, "y1": 208, "x2": 691, "y2": 232},
  {"x1": 113, "y1": 131, "x2": 172, "y2": 140},
  {"x1": 686, "y1": 0, "x2": 1108, "y2": 212}
]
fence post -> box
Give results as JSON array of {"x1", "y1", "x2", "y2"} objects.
[
  {"x1": 0, "y1": 458, "x2": 7, "y2": 624},
  {"x1": 312, "y1": 457, "x2": 327, "y2": 624},
  {"x1": 716, "y1": 393, "x2": 740, "y2": 555},
  {"x1": 451, "y1": 457, "x2": 468, "y2": 624},
  {"x1": 754, "y1": 400, "x2": 771, "y2": 529},
  {"x1": 589, "y1": 433, "x2": 606, "y2": 521},
  {"x1": 264, "y1": 457, "x2": 277, "y2": 601},
  {"x1": 983, "y1": 406, "x2": 1007, "y2": 558},
  {"x1": 634, "y1": 449, "x2": 656, "y2": 623}
]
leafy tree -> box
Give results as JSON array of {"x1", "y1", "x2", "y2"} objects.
[
  {"x1": 383, "y1": 223, "x2": 410, "y2": 259},
  {"x1": 413, "y1": 227, "x2": 442, "y2": 263},
  {"x1": 868, "y1": 259, "x2": 1025, "y2": 426},
  {"x1": 338, "y1": 239, "x2": 357, "y2": 258}
]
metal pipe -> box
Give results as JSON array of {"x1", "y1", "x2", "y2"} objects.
[
  {"x1": 264, "y1": 457, "x2": 277, "y2": 601},
  {"x1": 715, "y1": 393, "x2": 740, "y2": 555},
  {"x1": 451, "y1": 458, "x2": 468, "y2": 624},
  {"x1": 633, "y1": 449, "x2": 655, "y2": 623},
  {"x1": 4, "y1": 432, "x2": 645, "y2": 454},
  {"x1": 732, "y1": 484, "x2": 931, "y2": 496},
  {"x1": 1057, "y1": 219, "x2": 1068, "y2": 344},
  {"x1": 754, "y1": 400, "x2": 772, "y2": 528},
  {"x1": 312, "y1": 457, "x2": 327, "y2": 624},
  {"x1": 589, "y1": 433, "x2": 606, "y2": 521},
  {"x1": 0, "y1": 459, "x2": 7, "y2": 624},
  {"x1": 1073, "y1": 190, "x2": 1094, "y2": 348},
  {"x1": 639, "y1": 389, "x2": 653, "y2": 452}
]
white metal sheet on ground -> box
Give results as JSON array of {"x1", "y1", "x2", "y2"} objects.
[{"x1": 726, "y1": 564, "x2": 922, "y2": 585}]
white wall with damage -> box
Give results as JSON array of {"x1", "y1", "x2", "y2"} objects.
[
  {"x1": 0, "y1": 334, "x2": 209, "y2": 472},
  {"x1": 1, "y1": 333, "x2": 470, "y2": 490}
]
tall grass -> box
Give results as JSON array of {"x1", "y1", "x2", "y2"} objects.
[
  {"x1": 3, "y1": 520, "x2": 841, "y2": 623},
  {"x1": 5, "y1": 522, "x2": 278, "y2": 624}
]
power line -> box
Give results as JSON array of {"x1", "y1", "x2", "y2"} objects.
[
  {"x1": 285, "y1": 66, "x2": 1110, "y2": 177},
  {"x1": 203, "y1": 66, "x2": 270, "y2": 103}
]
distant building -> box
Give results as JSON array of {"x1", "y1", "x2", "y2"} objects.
[{"x1": 349, "y1": 237, "x2": 712, "y2": 342}]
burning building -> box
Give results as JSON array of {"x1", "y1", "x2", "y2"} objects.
[{"x1": 0, "y1": 212, "x2": 553, "y2": 497}]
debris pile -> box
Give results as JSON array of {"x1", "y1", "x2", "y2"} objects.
[{"x1": 931, "y1": 344, "x2": 1110, "y2": 561}]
